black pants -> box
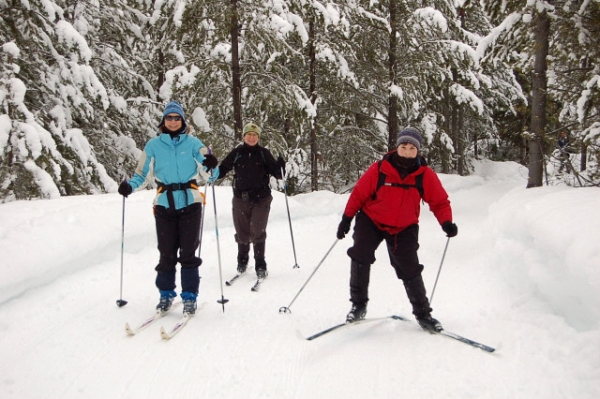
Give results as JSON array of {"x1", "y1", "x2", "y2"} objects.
[
  {"x1": 347, "y1": 211, "x2": 423, "y2": 305},
  {"x1": 154, "y1": 203, "x2": 202, "y2": 293}
]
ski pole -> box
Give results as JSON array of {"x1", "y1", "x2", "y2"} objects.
[
  {"x1": 280, "y1": 165, "x2": 299, "y2": 269},
  {"x1": 429, "y1": 237, "x2": 450, "y2": 306},
  {"x1": 116, "y1": 194, "x2": 128, "y2": 307},
  {"x1": 197, "y1": 181, "x2": 209, "y2": 258},
  {"x1": 279, "y1": 238, "x2": 338, "y2": 314},
  {"x1": 210, "y1": 170, "x2": 229, "y2": 312}
]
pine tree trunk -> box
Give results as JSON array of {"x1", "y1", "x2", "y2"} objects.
[
  {"x1": 230, "y1": 0, "x2": 243, "y2": 140},
  {"x1": 387, "y1": 0, "x2": 399, "y2": 151},
  {"x1": 527, "y1": 10, "x2": 550, "y2": 188},
  {"x1": 157, "y1": 50, "x2": 165, "y2": 99},
  {"x1": 309, "y1": 18, "x2": 319, "y2": 192}
]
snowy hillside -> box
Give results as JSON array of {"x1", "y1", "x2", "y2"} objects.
[{"x1": 0, "y1": 160, "x2": 598, "y2": 398}]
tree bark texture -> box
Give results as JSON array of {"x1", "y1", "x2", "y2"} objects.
[
  {"x1": 527, "y1": 10, "x2": 550, "y2": 188},
  {"x1": 309, "y1": 18, "x2": 319, "y2": 192},
  {"x1": 387, "y1": 0, "x2": 399, "y2": 151},
  {"x1": 230, "y1": 0, "x2": 243, "y2": 140}
]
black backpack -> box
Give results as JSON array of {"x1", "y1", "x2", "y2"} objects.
[{"x1": 371, "y1": 160, "x2": 424, "y2": 200}]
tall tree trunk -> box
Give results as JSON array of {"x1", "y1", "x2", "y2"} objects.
[
  {"x1": 387, "y1": 0, "x2": 399, "y2": 151},
  {"x1": 157, "y1": 50, "x2": 165, "y2": 100},
  {"x1": 230, "y1": 0, "x2": 243, "y2": 140},
  {"x1": 580, "y1": 145, "x2": 586, "y2": 172},
  {"x1": 527, "y1": 10, "x2": 550, "y2": 188},
  {"x1": 456, "y1": 105, "x2": 466, "y2": 176},
  {"x1": 309, "y1": 18, "x2": 319, "y2": 191},
  {"x1": 441, "y1": 89, "x2": 450, "y2": 174}
]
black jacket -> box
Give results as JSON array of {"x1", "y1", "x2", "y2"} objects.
[{"x1": 217, "y1": 144, "x2": 283, "y2": 200}]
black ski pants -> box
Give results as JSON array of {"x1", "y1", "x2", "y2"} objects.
[
  {"x1": 154, "y1": 203, "x2": 202, "y2": 293},
  {"x1": 347, "y1": 211, "x2": 423, "y2": 304}
]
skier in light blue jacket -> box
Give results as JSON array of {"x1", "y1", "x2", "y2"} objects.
[{"x1": 118, "y1": 101, "x2": 219, "y2": 316}]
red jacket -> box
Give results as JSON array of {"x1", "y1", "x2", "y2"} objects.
[{"x1": 343, "y1": 154, "x2": 452, "y2": 235}]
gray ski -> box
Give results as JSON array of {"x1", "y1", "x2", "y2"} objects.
[{"x1": 251, "y1": 278, "x2": 264, "y2": 292}]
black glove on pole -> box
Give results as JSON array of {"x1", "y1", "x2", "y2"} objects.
[
  {"x1": 442, "y1": 221, "x2": 458, "y2": 237},
  {"x1": 276, "y1": 156, "x2": 286, "y2": 170},
  {"x1": 337, "y1": 215, "x2": 353, "y2": 240},
  {"x1": 202, "y1": 153, "x2": 219, "y2": 170},
  {"x1": 118, "y1": 180, "x2": 132, "y2": 197}
]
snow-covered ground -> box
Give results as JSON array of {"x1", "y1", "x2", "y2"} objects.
[{"x1": 0, "y1": 160, "x2": 598, "y2": 398}]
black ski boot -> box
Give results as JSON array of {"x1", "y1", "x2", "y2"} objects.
[
  {"x1": 183, "y1": 299, "x2": 197, "y2": 316},
  {"x1": 237, "y1": 243, "x2": 250, "y2": 273},
  {"x1": 347, "y1": 260, "x2": 370, "y2": 322},
  {"x1": 156, "y1": 296, "x2": 174, "y2": 313},
  {"x1": 254, "y1": 242, "x2": 267, "y2": 278},
  {"x1": 403, "y1": 273, "x2": 442, "y2": 332},
  {"x1": 237, "y1": 259, "x2": 248, "y2": 274},
  {"x1": 256, "y1": 268, "x2": 268, "y2": 279},
  {"x1": 346, "y1": 303, "x2": 367, "y2": 323},
  {"x1": 156, "y1": 289, "x2": 176, "y2": 313},
  {"x1": 417, "y1": 316, "x2": 442, "y2": 332}
]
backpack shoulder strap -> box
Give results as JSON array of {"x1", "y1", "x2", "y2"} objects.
[
  {"x1": 372, "y1": 159, "x2": 425, "y2": 200},
  {"x1": 414, "y1": 172, "x2": 424, "y2": 198},
  {"x1": 232, "y1": 145, "x2": 243, "y2": 166},
  {"x1": 371, "y1": 160, "x2": 386, "y2": 200}
]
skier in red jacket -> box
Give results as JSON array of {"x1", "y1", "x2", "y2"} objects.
[{"x1": 336, "y1": 127, "x2": 458, "y2": 332}]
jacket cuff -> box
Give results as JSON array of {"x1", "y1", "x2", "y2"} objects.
[{"x1": 342, "y1": 214, "x2": 353, "y2": 223}]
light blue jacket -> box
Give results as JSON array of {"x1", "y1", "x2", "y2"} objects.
[{"x1": 129, "y1": 133, "x2": 213, "y2": 210}]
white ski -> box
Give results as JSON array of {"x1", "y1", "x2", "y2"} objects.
[
  {"x1": 125, "y1": 301, "x2": 181, "y2": 336},
  {"x1": 160, "y1": 314, "x2": 193, "y2": 340}
]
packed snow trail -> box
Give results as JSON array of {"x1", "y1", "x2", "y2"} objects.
[{"x1": 0, "y1": 161, "x2": 598, "y2": 398}]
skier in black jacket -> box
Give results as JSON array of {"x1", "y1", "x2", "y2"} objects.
[{"x1": 214, "y1": 122, "x2": 285, "y2": 278}]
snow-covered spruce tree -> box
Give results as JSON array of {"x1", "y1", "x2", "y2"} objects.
[
  {"x1": 480, "y1": 0, "x2": 600, "y2": 187},
  {"x1": 549, "y1": 0, "x2": 600, "y2": 184},
  {"x1": 0, "y1": 0, "x2": 156, "y2": 202},
  {"x1": 340, "y1": 0, "x2": 493, "y2": 175},
  {"x1": 1, "y1": 1, "x2": 112, "y2": 200},
  {"x1": 452, "y1": 1, "x2": 526, "y2": 173},
  {"x1": 149, "y1": 1, "x2": 316, "y2": 193},
  {"x1": 479, "y1": 1, "x2": 557, "y2": 188},
  {"x1": 273, "y1": 0, "x2": 380, "y2": 193},
  {"x1": 81, "y1": 1, "x2": 162, "y2": 182}
]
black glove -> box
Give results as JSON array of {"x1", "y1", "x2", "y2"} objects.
[
  {"x1": 337, "y1": 215, "x2": 353, "y2": 240},
  {"x1": 118, "y1": 181, "x2": 132, "y2": 198},
  {"x1": 276, "y1": 156, "x2": 286, "y2": 170},
  {"x1": 202, "y1": 153, "x2": 218, "y2": 170},
  {"x1": 442, "y1": 221, "x2": 458, "y2": 238}
]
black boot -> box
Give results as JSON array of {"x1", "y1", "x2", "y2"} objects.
[
  {"x1": 346, "y1": 260, "x2": 370, "y2": 322},
  {"x1": 237, "y1": 243, "x2": 250, "y2": 273},
  {"x1": 403, "y1": 273, "x2": 442, "y2": 332},
  {"x1": 254, "y1": 242, "x2": 267, "y2": 277},
  {"x1": 346, "y1": 303, "x2": 367, "y2": 323},
  {"x1": 417, "y1": 316, "x2": 442, "y2": 333},
  {"x1": 350, "y1": 260, "x2": 370, "y2": 303}
]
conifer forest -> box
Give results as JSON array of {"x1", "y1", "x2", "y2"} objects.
[{"x1": 1, "y1": 0, "x2": 599, "y2": 201}]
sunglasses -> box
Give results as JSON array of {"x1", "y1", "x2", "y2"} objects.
[{"x1": 165, "y1": 115, "x2": 182, "y2": 122}]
